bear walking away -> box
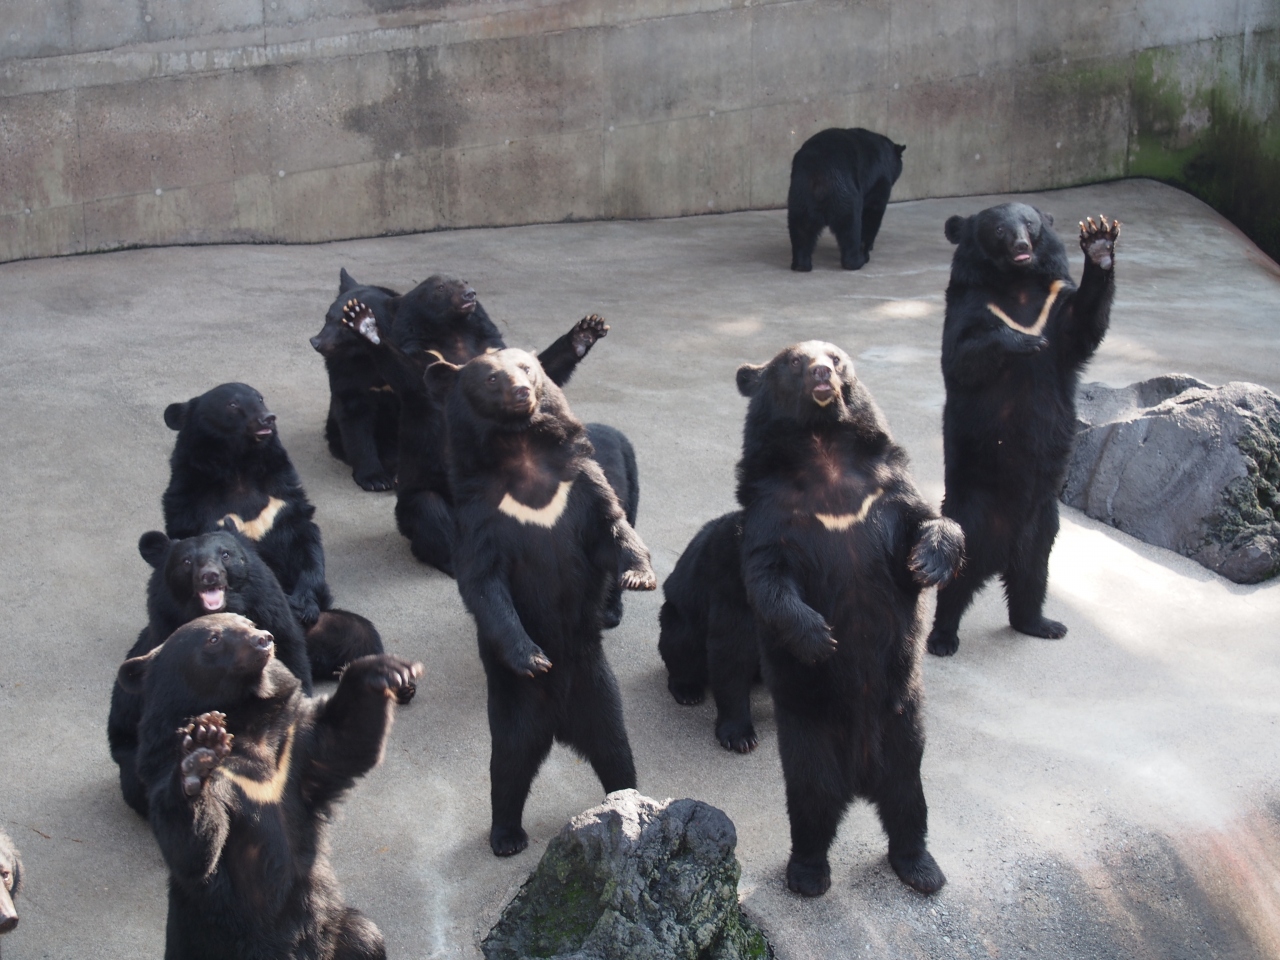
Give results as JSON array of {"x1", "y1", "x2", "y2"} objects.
[
  {"x1": 657, "y1": 511, "x2": 763, "y2": 753},
  {"x1": 311, "y1": 268, "x2": 401, "y2": 492},
  {"x1": 736, "y1": 341, "x2": 964, "y2": 896},
  {"x1": 0, "y1": 828, "x2": 21, "y2": 939},
  {"x1": 927, "y1": 205, "x2": 1120, "y2": 657},
  {"x1": 788, "y1": 127, "x2": 906, "y2": 272},
  {"x1": 338, "y1": 289, "x2": 609, "y2": 577},
  {"x1": 118, "y1": 613, "x2": 421, "y2": 960},
  {"x1": 426, "y1": 348, "x2": 656, "y2": 856}
]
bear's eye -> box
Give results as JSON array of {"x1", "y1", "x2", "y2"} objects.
[
  {"x1": 790, "y1": 356, "x2": 802, "y2": 368},
  {"x1": 206, "y1": 633, "x2": 220, "y2": 645},
  {"x1": 221, "y1": 550, "x2": 231, "y2": 561},
  {"x1": 519, "y1": 364, "x2": 531, "y2": 374},
  {"x1": 228, "y1": 401, "x2": 238, "y2": 409},
  {"x1": 182, "y1": 558, "x2": 192, "y2": 568},
  {"x1": 995, "y1": 226, "x2": 1005, "y2": 238},
  {"x1": 486, "y1": 374, "x2": 498, "y2": 385}
]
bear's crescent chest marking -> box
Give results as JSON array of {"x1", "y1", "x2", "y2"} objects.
[
  {"x1": 221, "y1": 496, "x2": 287, "y2": 541},
  {"x1": 216, "y1": 721, "x2": 296, "y2": 805},
  {"x1": 815, "y1": 488, "x2": 883, "y2": 531},
  {"x1": 497, "y1": 479, "x2": 575, "y2": 528},
  {"x1": 987, "y1": 279, "x2": 1065, "y2": 337}
]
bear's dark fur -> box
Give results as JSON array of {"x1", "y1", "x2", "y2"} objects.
[
  {"x1": 927, "y1": 205, "x2": 1120, "y2": 657},
  {"x1": 736, "y1": 341, "x2": 964, "y2": 897},
  {"x1": 426, "y1": 348, "x2": 656, "y2": 856},
  {"x1": 583, "y1": 422, "x2": 640, "y2": 629},
  {"x1": 0, "y1": 828, "x2": 21, "y2": 937},
  {"x1": 312, "y1": 268, "x2": 401, "y2": 492},
  {"x1": 118, "y1": 613, "x2": 420, "y2": 960},
  {"x1": 339, "y1": 292, "x2": 608, "y2": 576},
  {"x1": 788, "y1": 127, "x2": 905, "y2": 272},
  {"x1": 657, "y1": 511, "x2": 763, "y2": 753}
]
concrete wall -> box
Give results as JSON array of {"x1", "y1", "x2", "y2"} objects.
[{"x1": 2, "y1": 0, "x2": 1278, "y2": 263}]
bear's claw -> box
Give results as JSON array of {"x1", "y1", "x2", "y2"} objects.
[
  {"x1": 178, "y1": 711, "x2": 233, "y2": 796},
  {"x1": 340, "y1": 299, "x2": 382, "y2": 345},
  {"x1": 1079, "y1": 214, "x2": 1120, "y2": 270}
]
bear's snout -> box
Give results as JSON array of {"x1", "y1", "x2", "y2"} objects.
[{"x1": 199, "y1": 567, "x2": 223, "y2": 588}]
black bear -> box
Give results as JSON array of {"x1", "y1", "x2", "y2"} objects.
[
  {"x1": 926, "y1": 206, "x2": 1120, "y2": 657},
  {"x1": 583, "y1": 422, "x2": 640, "y2": 629},
  {"x1": 0, "y1": 828, "x2": 20, "y2": 938},
  {"x1": 339, "y1": 292, "x2": 608, "y2": 577},
  {"x1": 118, "y1": 613, "x2": 420, "y2": 960},
  {"x1": 736, "y1": 341, "x2": 964, "y2": 897},
  {"x1": 312, "y1": 268, "x2": 401, "y2": 492},
  {"x1": 657, "y1": 511, "x2": 763, "y2": 753},
  {"x1": 426, "y1": 348, "x2": 656, "y2": 856},
  {"x1": 788, "y1": 127, "x2": 905, "y2": 272}
]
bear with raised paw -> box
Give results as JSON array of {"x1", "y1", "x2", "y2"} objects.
[
  {"x1": 119, "y1": 613, "x2": 420, "y2": 960},
  {"x1": 927, "y1": 204, "x2": 1120, "y2": 657},
  {"x1": 736, "y1": 341, "x2": 964, "y2": 897},
  {"x1": 426, "y1": 348, "x2": 656, "y2": 857}
]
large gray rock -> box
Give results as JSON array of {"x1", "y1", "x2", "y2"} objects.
[
  {"x1": 482, "y1": 791, "x2": 772, "y2": 960},
  {"x1": 1061, "y1": 375, "x2": 1280, "y2": 583}
]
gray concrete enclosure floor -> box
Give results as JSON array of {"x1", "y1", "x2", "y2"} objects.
[{"x1": 1, "y1": 179, "x2": 1278, "y2": 959}]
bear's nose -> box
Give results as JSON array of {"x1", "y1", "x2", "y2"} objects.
[
  {"x1": 200, "y1": 569, "x2": 221, "y2": 587},
  {"x1": 255, "y1": 631, "x2": 274, "y2": 649},
  {"x1": 0, "y1": 914, "x2": 17, "y2": 934},
  {"x1": 462, "y1": 286, "x2": 476, "y2": 301},
  {"x1": 1012, "y1": 237, "x2": 1031, "y2": 254},
  {"x1": 261, "y1": 412, "x2": 277, "y2": 426},
  {"x1": 512, "y1": 385, "x2": 530, "y2": 403},
  {"x1": 810, "y1": 363, "x2": 832, "y2": 382},
  {"x1": 309, "y1": 335, "x2": 323, "y2": 351}
]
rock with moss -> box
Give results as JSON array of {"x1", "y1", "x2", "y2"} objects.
[
  {"x1": 482, "y1": 790, "x2": 772, "y2": 960},
  {"x1": 1061, "y1": 375, "x2": 1280, "y2": 583}
]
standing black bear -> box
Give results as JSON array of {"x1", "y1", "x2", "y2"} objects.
[
  {"x1": 657, "y1": 511, "x2": 763, "y2": 753},
  {"x1": 118, "y1": 613, "x2": 421, "y2": 960},
  {"x1": 0, "y1": 827, "x2": 20, "y2": 938},
  {"x1": 736, "y1": 341, "x2": 964, "y2": 897},
  {"x1": 788, "y1": 127, "x2": 906, "y2": 272},
  {"x1": 426, "y1": 348, "x2": 656, "y2": 856},
  {"x1": 339, "y1": 292, "x2": 608, "y2": 576},
  {"x1": 926, "y1": 205, "x2": 1120, "y2": 657},
  {"x1": 311, "y1": 268, "x2": 401, "y2": 492}
]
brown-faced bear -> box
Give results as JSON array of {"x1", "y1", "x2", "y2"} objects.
[
  {"x1": 736, "y1": 341, "x2": 964, "y2": 897},
  {"x1": 0, "y1": 828, "x2": 20, "y2": 938},
  {"x1": 339, "y1": 292, "x2": 608, "y2": 577},
  {"x1": 657, "y1": 510, "x2": 763, "y2": 753},
  {"x1": 788, "y1": 127, "x2": 905, "y2": 272},
  {"x1": 926, "y1": 205, "x2": 1120, "y2": 657},
  {"x1": 311, "y1": 268, "x2": 401, "y2": 492},
  {"x1": 118, "y1": 613, "x2": 421, "y2": 960},
  {"x1": 425, "y1": 348, "x2": 656, "y2": 856}
]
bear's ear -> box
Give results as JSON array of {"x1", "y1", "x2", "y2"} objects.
[
  {"x1": 163, "y1": 402, "x2": 190, "y2": 431},
  {"x1": 1035, "y1": 208, "x2": 1054, "y2": 228},
  {"x1": 736, "y1": 363, "x2": 766, "y2": 397},
  {"x1": 338, "y1": 267, "x2": 357, "y2": 294},
  {"x1": 424, "y1": 360, "x2": 461, "y2": 403},
  {"x1": 138, "y1": 531, "x2": 171, "y2": 568},
  {"x1": 894, "y1": 142, "x2": 906, "y2": 157},
  {"x1": 117, "y1": 647, "x2": 160, "y2": 694},
  {"x1": 944, "y1": 215, "x2": 968, "y2": 245}
]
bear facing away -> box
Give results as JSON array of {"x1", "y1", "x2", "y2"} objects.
[
  {"x1": 311, "y1": 268, "x2": 401, "y2": 492},
  {"x1": 927, "y1": 205, "x2": 1120, "y2": 657},
  {"x1": 657, "y1": 510, "x2": 763, "y2": 753},
  {"x1": 788, "y1": 127, "x2": 906, "y2": 272},
  {"x1": 0, "y1": 827, "x2": 20, "y2": 938},
  {"x1": 339, "y1": 293, "x2": 609, "y2": 577},
  {"x1": 736, "y1": 341, "x2": 964, "y2": 897},
  {"x1": 426, "y1": 348, "x2": 656, "y2": 857},
  {"x1": 118, "y1": 613, "x2": 421, "y2": 960}
]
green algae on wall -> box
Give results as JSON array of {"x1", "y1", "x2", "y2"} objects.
[{"x1": 1129, "y1": 33, "x2": 1280, "y2": 263}]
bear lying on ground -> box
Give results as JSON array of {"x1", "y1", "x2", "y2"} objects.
[
  {"x1": 426, "y1": 348, "x2": 656, "y2": 856},
  {"x1": 339, "y1": 292, "x2": 609, "y2": 577},
  {"x1": 118, "y1": 613, "x2": 420, "y2": 960},
  {"x1": 736, "y1": 340, "x2": 964, "y2": 897},
  {"x1": 0, "y1": 828, "x2": 20, "y2": 938},
  {"x1": 657, "y1": 511, "x2": 763, "y2": 753},
  {"x1": 311, "y1": 268, "x2": 401, "y2": 492},
  {"x1": 788, "y1": 127, "x2": 906, "y2": 272},
  {"x1": 927, "y1": 205, "x2": 1120, "y2": 657}
]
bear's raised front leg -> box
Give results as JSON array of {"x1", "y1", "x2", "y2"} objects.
[
  {"x1": 1079, "y1": 214, "x2": 1120, "y2": 271},
  {"x1": 179, "y1": 712, "x2": 234, "y2": 797},
  {"x1": 340, "y1": 299, "x2": 382, "y2": 345}
]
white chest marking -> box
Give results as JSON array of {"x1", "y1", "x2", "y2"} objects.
[
  {"x1": 498, "y1": 479, "x2": 575, "y2": 528},
  {"x1": 222, "y1": 496, "x2": 287, "y2": 541},
  {"x1": 987, "y1": 279, "x2": 1065, "y2": 337},
  {"x1": 216, "y1": 722, "x2": 295, "y2": 805},
  {"x1": 815, "y1": 489, "x2": 882, "y2": 531}
]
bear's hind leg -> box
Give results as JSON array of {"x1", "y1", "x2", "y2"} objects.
[
  {"x1": 777, "y1": 709, "x2": 849, "y2": 896},
  {"x1": 395, "y1": 491, "x2": 455, "y2": 577},
  {"x1": 331, "y1": 908, "x2": 387, "y2": 960},
  {"x1": 787, "y1": 190, "x2": 823, "y2": 273},
  {"x1": 560, "y1": 656, "x2": 637, "y2": 794},
  {"x1": 487, "y1": 677, "x2": 556, "y2": 856},
  {"x1": 707, "y1": 602, "x2": 759, "y2": 753},
  {"x1": 657, "y1": 600, "x2": 709, "y2": 705},
  {"x1": 1004, "y1": 501, "x2": 1066, "y2": 640},
  {"x1": 832, "y1": 193, "x2": 868, "y2": 271},
  {"x1": 871, "y1": 710, "x2": 945, "y2": 894}
]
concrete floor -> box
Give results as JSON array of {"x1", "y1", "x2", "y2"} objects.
[{"x1": 1, "y1": 178, "x2": 1278, "y2": 960}]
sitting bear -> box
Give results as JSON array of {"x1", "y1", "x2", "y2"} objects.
[
  {"x1": 311, "y1": 268, "x2": 401, "y2": 492},
  {"x1": 162, "y1": 381, "x2": 336, "y2": 628},
  {"x1": 339, "y1": 293, "x2": 608, "y2": 577},
  {"x1": 0, "y1": 828, "x2": 20, "y2": 938},
  {"x1": 736, "y1": 341, "x2": 964, "y2": 897},
  {"x1": 788, "y1": 127, "x2": 905, "y2": 272},
  {"x1": 426, "y1": 348, "x2": 656, "y2": 856},
  {"x1": 927, "y1": 206, "x2": 1120, "y2": 657},
  {"x1": 118, "y1": 613, "x2": 421, "y2": 960},
  {"x1": 657, "y1": 511, "x2": 763, "y2": 753}
]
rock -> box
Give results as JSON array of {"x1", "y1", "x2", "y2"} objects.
[
  {"x1": 1061, "y1": 375, "x2": 1280, "y2": 583},
  {"x1": 482, "y1": 790, "x2": 772, "y2": 960}
]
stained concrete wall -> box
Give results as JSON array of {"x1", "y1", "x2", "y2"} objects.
[{"x1": 2, "y1": 0, "x2": 1277, "y2": 263}]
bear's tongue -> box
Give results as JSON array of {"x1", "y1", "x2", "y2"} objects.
[
  {"x1": 200, "y1": 588, "x2": 226, "y2": 611},
  {"x1": 1014, "y1": 252, "x2": 1032, "y2": 263}
]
